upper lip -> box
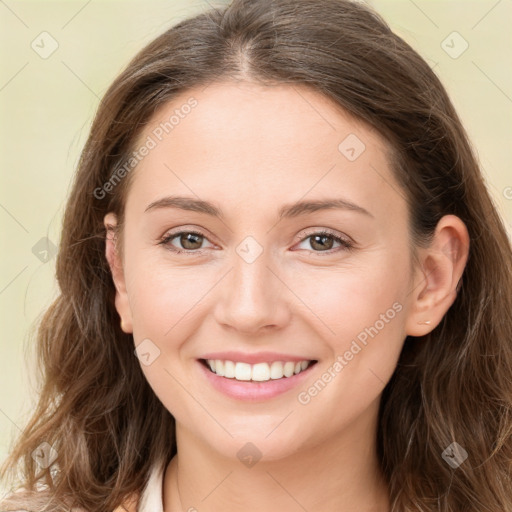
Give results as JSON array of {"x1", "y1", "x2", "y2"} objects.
[{"x1": 199, "y1": 351, "x2": 317, "y2": 365}]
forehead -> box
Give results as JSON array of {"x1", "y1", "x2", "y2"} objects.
[{"x1": 125, "y1": 81, "x2": 404, "y2": 222}]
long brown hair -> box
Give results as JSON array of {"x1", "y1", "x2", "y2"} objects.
[{"x1": 2, "y1": 0, "x2": 511, "y2": 510}]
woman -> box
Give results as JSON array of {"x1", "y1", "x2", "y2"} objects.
[{"x1": 1, "y1": 0, "x2": 511, "y2": 510}]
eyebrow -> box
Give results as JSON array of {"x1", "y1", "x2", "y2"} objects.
[{"x1": 144, "y1": 195, "x2": 373, "y2": 219}]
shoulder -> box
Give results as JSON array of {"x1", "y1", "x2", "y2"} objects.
[{"x1": 0, "y1": 490, "x2": 140, "y2": 512}]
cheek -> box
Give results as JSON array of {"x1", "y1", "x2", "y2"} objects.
[
  {"x1": 125, "y1": 261, "x2": 207, "y2": 414},
  {"x1": 291, "y1": 250, "x2": 409, "y2": 399},
  {"x1": 123, "y1": 238, "x2": 208, "y2": 337},
  {"x1": 292, "y1": 253, "x2": 408, "y2": 344},
  {"x1": 130, "y1": 268, "x2": 199, "y2": 334},
  {"x1": 290, "y1": 273, "x2": 407, "y2": 437}
]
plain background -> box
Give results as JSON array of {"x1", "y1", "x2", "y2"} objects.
[{"x1": 1, "y1": 0, "x2": 511, "y2": 493}]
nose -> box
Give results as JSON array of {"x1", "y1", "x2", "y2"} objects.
[{"x1": 213, "y1": 247, "x2": 291, "y2": 335}]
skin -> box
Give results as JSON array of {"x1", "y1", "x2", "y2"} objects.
[{"x1": 104, "y1": 81, "x2": 469, "y2": 512}]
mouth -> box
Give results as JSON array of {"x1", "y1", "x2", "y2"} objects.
[
  {"x1": 199, "y1": 358, "x2": 318, "y2": 382},
  {"x1": 197, "y1": 357, "x2": 318, "y2": 401}
]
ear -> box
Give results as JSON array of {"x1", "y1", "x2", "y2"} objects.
[
  {"x1": 405, "y1": 214, "x2": 469, "y2": 337},
  {"x1": 104, "y1": 212, "x2": 133, "y2": 334}
]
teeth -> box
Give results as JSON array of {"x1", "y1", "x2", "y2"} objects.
[{"x1": 206, "y1": 359, "x2": 314, "y2": 381}]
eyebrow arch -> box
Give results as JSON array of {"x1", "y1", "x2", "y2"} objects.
[{"x1": 144, "y1": 195, "x2": 373, "y2": 219}]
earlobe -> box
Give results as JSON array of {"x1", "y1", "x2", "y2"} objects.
[
  {"x1": 104, "y1": 212, "x2": 133, "y2": 334},
  {"x1": 405, "y1": 215, "x2": 469, "y2": 337}
]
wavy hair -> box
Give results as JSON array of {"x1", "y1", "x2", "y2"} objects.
[{"x1": 1, "y1": 0, "x2": 511, "y2": 510}]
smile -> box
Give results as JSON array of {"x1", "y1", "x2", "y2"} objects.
[
  {"x1": 197, "y1": 358, "x2": 318, "y2": 402},
  {"x1": 202, "y1": 358, "x2": 316, "y2": 381}
]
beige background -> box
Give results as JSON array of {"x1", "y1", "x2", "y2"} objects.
[{"x1": 1, "y1": 0, "x2": 511, "y2": 493}]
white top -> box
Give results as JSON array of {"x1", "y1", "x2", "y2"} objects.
[{"x1": 137, "y1": 462, "x2": 165, "y2": 512}]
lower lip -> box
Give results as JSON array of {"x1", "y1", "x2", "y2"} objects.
[{"x1": 197, "y1": 360, "x2": 317, "y2": 402}]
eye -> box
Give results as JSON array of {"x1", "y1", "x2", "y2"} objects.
[
  {"x1": 159, "y1": 229, "x2": 214, "y2": 255},
  {"x1": 158, "y1": 228, "x2": 354, "y2": 256},
  {"x1": 294, "y1": 229, "x2": 354, "y2": 255}
]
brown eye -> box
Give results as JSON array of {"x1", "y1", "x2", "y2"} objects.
[
  {"x1": 309, "y1": 233, "x2": 336, "y2": 251},
  {"x1": 177, "y1": 232, "x2": 203, "y2": 250},
  {"x1": 160, "y1": 230, "x2": 213, "y2": 254},
  {"x1": 295, "y1": 230, "x2": 353, "y2": 254}
]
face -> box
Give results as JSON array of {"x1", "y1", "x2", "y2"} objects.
[{"x1": 105, "y1": 81, "x2": 433, "y2": 461}]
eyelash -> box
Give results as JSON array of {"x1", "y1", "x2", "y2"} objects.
[{"x1": 158, "y1": 229, "x2": 354, "y2": 256}]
